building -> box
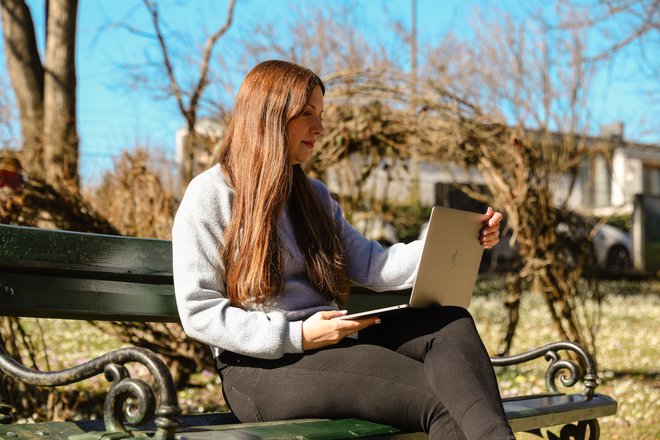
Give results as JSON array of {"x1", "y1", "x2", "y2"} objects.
[
  {"x1": 175, "y1": 117, "x2": 226, "y2": 176},
  {"x1": 422, "y1": 123, "x2": 660, "y2": 218}
]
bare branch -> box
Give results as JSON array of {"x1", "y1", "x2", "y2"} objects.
[
  {"x1": 138, "y1": 0, "x2": 236, "y2": 190},
  {"x1": 142, "y1": 0, "x2": 187, "y2": 120},
  {"x1": 189, "y1": 0, "x2": 236, "y2": 118},
  {"x1": 554, "y1": 0, "x2": 659, "y2": 62}
]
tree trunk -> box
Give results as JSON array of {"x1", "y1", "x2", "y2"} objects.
[
  {"x1": 180, "y1": 118, "x2": 196, "y2": 193},
  {"x1": 0, "y1": 0, "x2": 45, "y2": 176},
  {"x1": 0, "y1": 0, "x2": 79, "y2": 192},
  {"x1": 43, "y1": 0, "x2": 79, "y2": 192}
]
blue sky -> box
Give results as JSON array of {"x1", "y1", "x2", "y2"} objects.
[{"x1": 0, "y1": 0, "x2": 657, "y2": 186}]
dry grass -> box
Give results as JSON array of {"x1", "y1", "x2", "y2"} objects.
[{"x1": 471, "y1": 275, "x2": 659, "y2": 439}]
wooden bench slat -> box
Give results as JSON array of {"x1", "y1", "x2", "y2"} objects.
[
  {"x1": 0, "y1": 225, "x2": 172, "y2": 277},
  {"x1": 0, "y1": 418, "x2": 420, "y2": 440},
  {"x1": 0, "y1": 272, "x2": 178, "y2": 321},
  {"x1": 0, "y1": 272, "x2": 405, "y2": 322},
  {"x1": 180, "y1": 418, "x2": 410, "y2": 439},
  {"x1": 0, "y1": 393, "x2": 617, "y2": 440},
  {"x1": 0, "y1": 421, "x2": 92, "y2": 440},
  {"x1": 504, "y1": 393, "x2": 617, "y2": 432}
]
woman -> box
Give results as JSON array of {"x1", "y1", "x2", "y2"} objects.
[{"x1": 172, "y1": 60, "x2": 514, "y2": 440}]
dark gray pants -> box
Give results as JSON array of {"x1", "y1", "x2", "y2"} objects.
[{"x1": 216, "y1": 306, "x2": 515, "y2": 440}]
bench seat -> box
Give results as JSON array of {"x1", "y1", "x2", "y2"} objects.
[
  {"x1": 503, "y1": 393, "x2": 616, "y2": 432},
  {"x1": 0, "y1": 393, "x2": 617, "y2": 439},
  {"x1": 0, "y1": 225, "x2": 618, "y2": 440}
]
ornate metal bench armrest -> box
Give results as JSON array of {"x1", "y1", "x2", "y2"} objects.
[
  {"x1": 0, "y1": 344, "x2": 181, "y2": 439},
  {"x1": 490, "y1": 341, "x2": 599, "y2": 398}
]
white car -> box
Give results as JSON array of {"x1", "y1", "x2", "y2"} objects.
[{"x1": 592, "y1": 224, "x2": 633, "y2": 273}]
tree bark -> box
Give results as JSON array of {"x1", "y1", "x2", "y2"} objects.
[
  {"x1": 43, "y1": 0, "x2": 79, "y2": 192},
  {"x1": 0, "y1": 0, "x2": 79, "y2": 192},
  {"x1": 181, "y1": 118, "x2": 195, "y2": 190},
  {"x1": 0, "y1": 0, "x2": 45, "y2": 176}
]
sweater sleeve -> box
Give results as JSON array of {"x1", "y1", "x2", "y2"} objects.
[
  {"x1": 172, "y1": 169, "x2": 303, "y2": 359},
  {"x1": 310, "y1": 179, "x2": 424, "y2": 292}
]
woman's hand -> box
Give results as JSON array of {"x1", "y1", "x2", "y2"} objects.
[
  {"x1": 481, "y1": 206, "x2": 503, "y2": 249},
  {"x1": 302, "y1": 311, "x2": 379, "y2": 350}
]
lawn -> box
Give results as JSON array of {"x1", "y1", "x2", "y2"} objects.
[
  {"x1": 11, "y1": 276, "x2": 660, "y2": 439},
  {"x1": 470, "y1": 275, "x2": 659, "y2": 439}
]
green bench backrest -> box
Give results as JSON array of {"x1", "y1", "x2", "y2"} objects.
[
  {"x1": 0, "y1": 224, "x2": 177, "y2": 321},
  {"x1": 0, "y1": 225, "x2": 411, "y2": 322}
]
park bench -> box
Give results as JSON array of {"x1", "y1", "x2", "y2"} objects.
[{"x1": 0, "y1": 224, "x2": 617, "y2": 439}]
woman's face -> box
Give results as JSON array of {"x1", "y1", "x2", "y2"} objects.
[{"x1": 286, "y1": 86, "x2": 324, "y2": 165}]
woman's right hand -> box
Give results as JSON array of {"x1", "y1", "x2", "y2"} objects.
[{"x1": 301, "y1": 311, "x2": 379, "y2": 350}]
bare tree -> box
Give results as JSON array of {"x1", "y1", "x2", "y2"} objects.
[
  {"x1": 295, "y1": 0, "x2": 608, "y2": 354},
  {"x1": 239, "y1": 1, "x2": 393, "y2": 78},
  {"x1": 424, "y1": 6, "x2": 608, "y2": 353},
  {"x1": 0, "y1": 0, "x2": 43, "y2": 172},
  {"x1": 0, "y1": 0, "x2": 79, "y2": 192},
  {"x1": 0, "y1": 75, "x2": 14, "y2": 149},
  {"x1": 556, "y1": 0, "x2": 660, "y2": 140},
  {"x1": 117, "y1": 0, "x2": 236, "y2": 194},
  {"x1": 555, "y1": 0, "x2": 659, "y2": 63},
  {"x1": 315, "y1": 59, "x2": 604, "y2": 355}
]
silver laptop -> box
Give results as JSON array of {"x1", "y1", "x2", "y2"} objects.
[{"x1": 340, "y1": 206, "x2": 487, "y2": 319}]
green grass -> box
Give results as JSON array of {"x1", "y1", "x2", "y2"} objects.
[{"x1": 12, "y1": 276, "x2": 660, "y2": 439}]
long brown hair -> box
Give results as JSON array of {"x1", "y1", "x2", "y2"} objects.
[{"x1": 219, "y1": 60, "x2": 348, "y2": 306}]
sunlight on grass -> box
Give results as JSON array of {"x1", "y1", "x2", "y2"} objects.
[{"x1": 470, "y1": 276, "x2": 660, "y2": 440}]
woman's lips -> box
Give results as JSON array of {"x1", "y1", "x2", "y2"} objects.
[{"x1": 302, "y1": 141, "x2": 315, "y2": 148}]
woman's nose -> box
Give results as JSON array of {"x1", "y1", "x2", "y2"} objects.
[{"x1": 313, "y1": 118, "x2": 324, "y2": 135}]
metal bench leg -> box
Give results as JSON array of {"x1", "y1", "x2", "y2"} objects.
[
  {"x1": 0, "y1": 367, "x2": 16, "y2": 424},
  {"x1": 0, "y1": 403, "x2": 14, "y2": 424},
  {"x1": 526, "y1": 419, "x2": 600, "y2": 440}
]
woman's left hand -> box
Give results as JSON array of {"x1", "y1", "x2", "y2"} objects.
[{"x1": 480, "y1": 207, "x2": 503, "y2": 249}]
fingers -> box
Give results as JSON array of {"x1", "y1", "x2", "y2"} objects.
[
  {"x1": 302, "y1": 311, "x2": 380, "y2": 351},
  {"x1": 481, "y1": 206, "x2": 503, "y2": 249},
  {"x1": 488, "y1": 211, "x2": 503, "y2": 226},
  {"x1": 318, "y1": 310, "x2": 347, "y2": 319},
  {"x1": 484, "y1": 206, "x2": 503, "y2": 226},
  {"x1": 319, "y1": 311, "x2": 379, "y2": 329},
  {"x1": 340, "y1": 316, "x2": 381, "y2": 330},
  {"x1": 481, "y1": 227, "x2": 500, "y2": 241},
  {"x1": 331, "y1": 316, "x2": 379, "y2": 333},
  {"x1": 481, "y1": 231, "x2": 500, "y2": 248}
]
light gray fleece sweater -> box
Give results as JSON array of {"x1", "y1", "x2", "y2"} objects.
[{"x1": 172, "y1": 164, "x2": 423, "y2": 359}]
